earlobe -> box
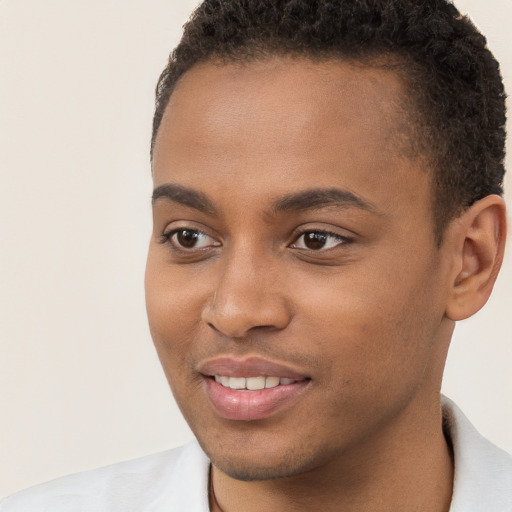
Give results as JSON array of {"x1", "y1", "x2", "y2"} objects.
[{"x1": 445, "y1": 195, "x2": 507, "y2": 321}]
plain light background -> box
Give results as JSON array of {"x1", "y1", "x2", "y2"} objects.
[{"x1": 0, "y1": 0, "x2": 510, "y2": 499}]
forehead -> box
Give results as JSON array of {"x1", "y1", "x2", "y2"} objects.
[
  {"x1": 152, "y1": 57, "x2": 430, "y2": 224},
  {"x1": 155, "y1": 57, "x2": 412, "y2": 163}
]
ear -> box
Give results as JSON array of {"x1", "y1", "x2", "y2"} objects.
[{"x1": 445, "y1": 195, "x2": 507, "y2": 321}]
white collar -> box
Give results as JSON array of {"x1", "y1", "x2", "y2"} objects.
[{"x1": 442, "y1": 396, "x2": 512, "y2": 511}]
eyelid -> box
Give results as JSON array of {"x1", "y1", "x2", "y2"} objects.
[
  {"x1": 159, "y1": 219, "x2": 218, "y2": 239},
  {"x1": 159, "y1": 224, "x2": 221, "y2": 253},
  {"x1": 289, "y1": 227, "x2": 353, "y2": 251}
]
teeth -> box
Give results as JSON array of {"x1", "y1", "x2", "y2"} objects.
[
  {"x1": 229, "y1": 377, "x2": 246, "y2": 389},
  {"x1": 215, "y1": 375, "x2": 230, "y2": 387},
  {"x1": 246, "y1": 376, "x2": 266, "y2": 390},
  {"x1": 214, "y1": 375, "x2": 297, "y2": 390},
  {"x1": 265, "y1": 376, "x2": 280, "y2": 388}
]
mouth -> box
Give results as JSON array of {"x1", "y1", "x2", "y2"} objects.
[
  {"x1": 212, "y1": 375, "x2": 299, "y2": 390},
  {"x1": 198, "y1": 357, "x2": 311, "y2": 421}
]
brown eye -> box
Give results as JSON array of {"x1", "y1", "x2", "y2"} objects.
[
  {"x1": 164, "y1": 228, "x2": 220, "y2": 250},
  {"x1": 303, "y1": 232, "x2": 328, "y2": 250},
  {"x1": 292, "y1": 231, "x2": 347, "y2": 251},
  {"x1": 175, "y1": 229, "x2": 200, "y2": 248}
]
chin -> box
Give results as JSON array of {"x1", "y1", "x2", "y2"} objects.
[
  {"x1": 216, "y1": 464, "x2": 286, "y2": 482},
  {"x1": 212, "y1": 456, "x2": 307, "y2": 482},
  {"x1": 202, "y1": 436, "x2": 333, "y2": 482}
]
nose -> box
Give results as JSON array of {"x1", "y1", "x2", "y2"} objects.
[{"x1": 201, "y1": 247, "x2": 292, "y2": 339}]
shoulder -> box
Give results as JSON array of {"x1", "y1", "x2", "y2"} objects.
[
  {"x1": 0, "y1": 441, "x2": 210, "y2": 512},
  {"x1": 442, "y1": 396, "x2": 512, "y2": 512}
]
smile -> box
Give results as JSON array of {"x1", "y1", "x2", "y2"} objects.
[
  {"x1": 198, "y1": 357, "x2": 311, "y2": 421},
  {"x1": 214, "y1": 375, "x2": 298, "y2": 390}
]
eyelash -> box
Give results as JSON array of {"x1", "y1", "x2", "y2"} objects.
[
  {"x1": 291, "y1": 229, "x2": 351, "y2": 251},
  {"x1": 159, "y1": 228, "x2": 219, "y2": 252},
  {"x1": 159, "y1": 227, "x2": 351, "y2": 253}
]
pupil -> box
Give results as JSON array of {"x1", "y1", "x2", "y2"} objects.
[
  {"x1": 304, "y1": 232, "x2": 327, "y2": 250},
  {"x1": 177, "y1": 230, "x2": 198, "y2": 248}
]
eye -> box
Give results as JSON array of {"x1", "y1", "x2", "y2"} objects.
[
  {"x1": 162, "y1": 228, "x2": 220, "y2": 250},
  {"x1": 291, "y1": 230, "x2": 347, "y2": 251}
]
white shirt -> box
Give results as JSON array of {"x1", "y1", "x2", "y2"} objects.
[{"x1": 2, "y1": 397, "x2": 511, "y2": 511}]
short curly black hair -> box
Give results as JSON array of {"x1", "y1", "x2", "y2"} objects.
[{"x1": 152, "y1": 0, "x2": 506, "y2": 242}]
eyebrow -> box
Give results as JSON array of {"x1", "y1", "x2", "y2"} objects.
[
  {"x1": 152, "y1": 184, "x2": 380, "y2": 217},
  {"x1": 152, "y1": 184, "x2": 217, "y2": 215},
  {"x1": 272, "y1": 188, "x2": 379, "y2": 214}
]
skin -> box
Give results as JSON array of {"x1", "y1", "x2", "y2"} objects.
[{"x1": 146, "y1": 57, "x2": 506, "y2": 511}]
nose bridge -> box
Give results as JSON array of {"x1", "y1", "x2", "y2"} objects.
[{"x1": 202, "y1": 240, "x2": 290, "y2": 338}]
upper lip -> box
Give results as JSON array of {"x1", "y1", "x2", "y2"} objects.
[{"x1": 197, "y1": 356, "x2": 309, "y2": 380}]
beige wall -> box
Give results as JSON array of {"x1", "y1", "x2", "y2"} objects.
[{"x1": 0, "y1": 0, "x2": 510, "y2": 498}]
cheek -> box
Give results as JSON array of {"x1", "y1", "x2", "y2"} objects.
[
  {"x1": 296, "y1": 258, "x2": 442, "y2": 389},
  {"x1": 145, "y1": 254, "x2": 205, "y2": 360},
  {"x1": 145, "y1": 265, "x2": 206, "y2": 408}
]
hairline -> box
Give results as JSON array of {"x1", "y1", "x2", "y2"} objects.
[{"x1": 151, "y1": 50, "x2": 451, "y2": 246}]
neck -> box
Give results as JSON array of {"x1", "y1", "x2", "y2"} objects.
[{"x1": 209, "y1": 395, "x2": 453, "y2": 512}]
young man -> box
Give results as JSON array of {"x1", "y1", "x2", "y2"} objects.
[{"x1": 2, "y1": 0, "x2": 511, "y2": 510}]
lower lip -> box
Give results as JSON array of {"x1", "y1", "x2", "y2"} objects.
[{"x1": 204, "y1": 377, "x2": 310, "y2": 421}]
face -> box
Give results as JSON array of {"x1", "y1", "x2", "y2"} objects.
[{"x1": 146, "y1": 57, "x2": 454, "y2": 481}]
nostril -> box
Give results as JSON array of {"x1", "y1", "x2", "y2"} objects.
[
  {"x1": 206, "y1": 320, "x2": 278, "y2": 339},
  {"x1": 202, "y1": 295, "x2": 292, "y2": 338}
]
